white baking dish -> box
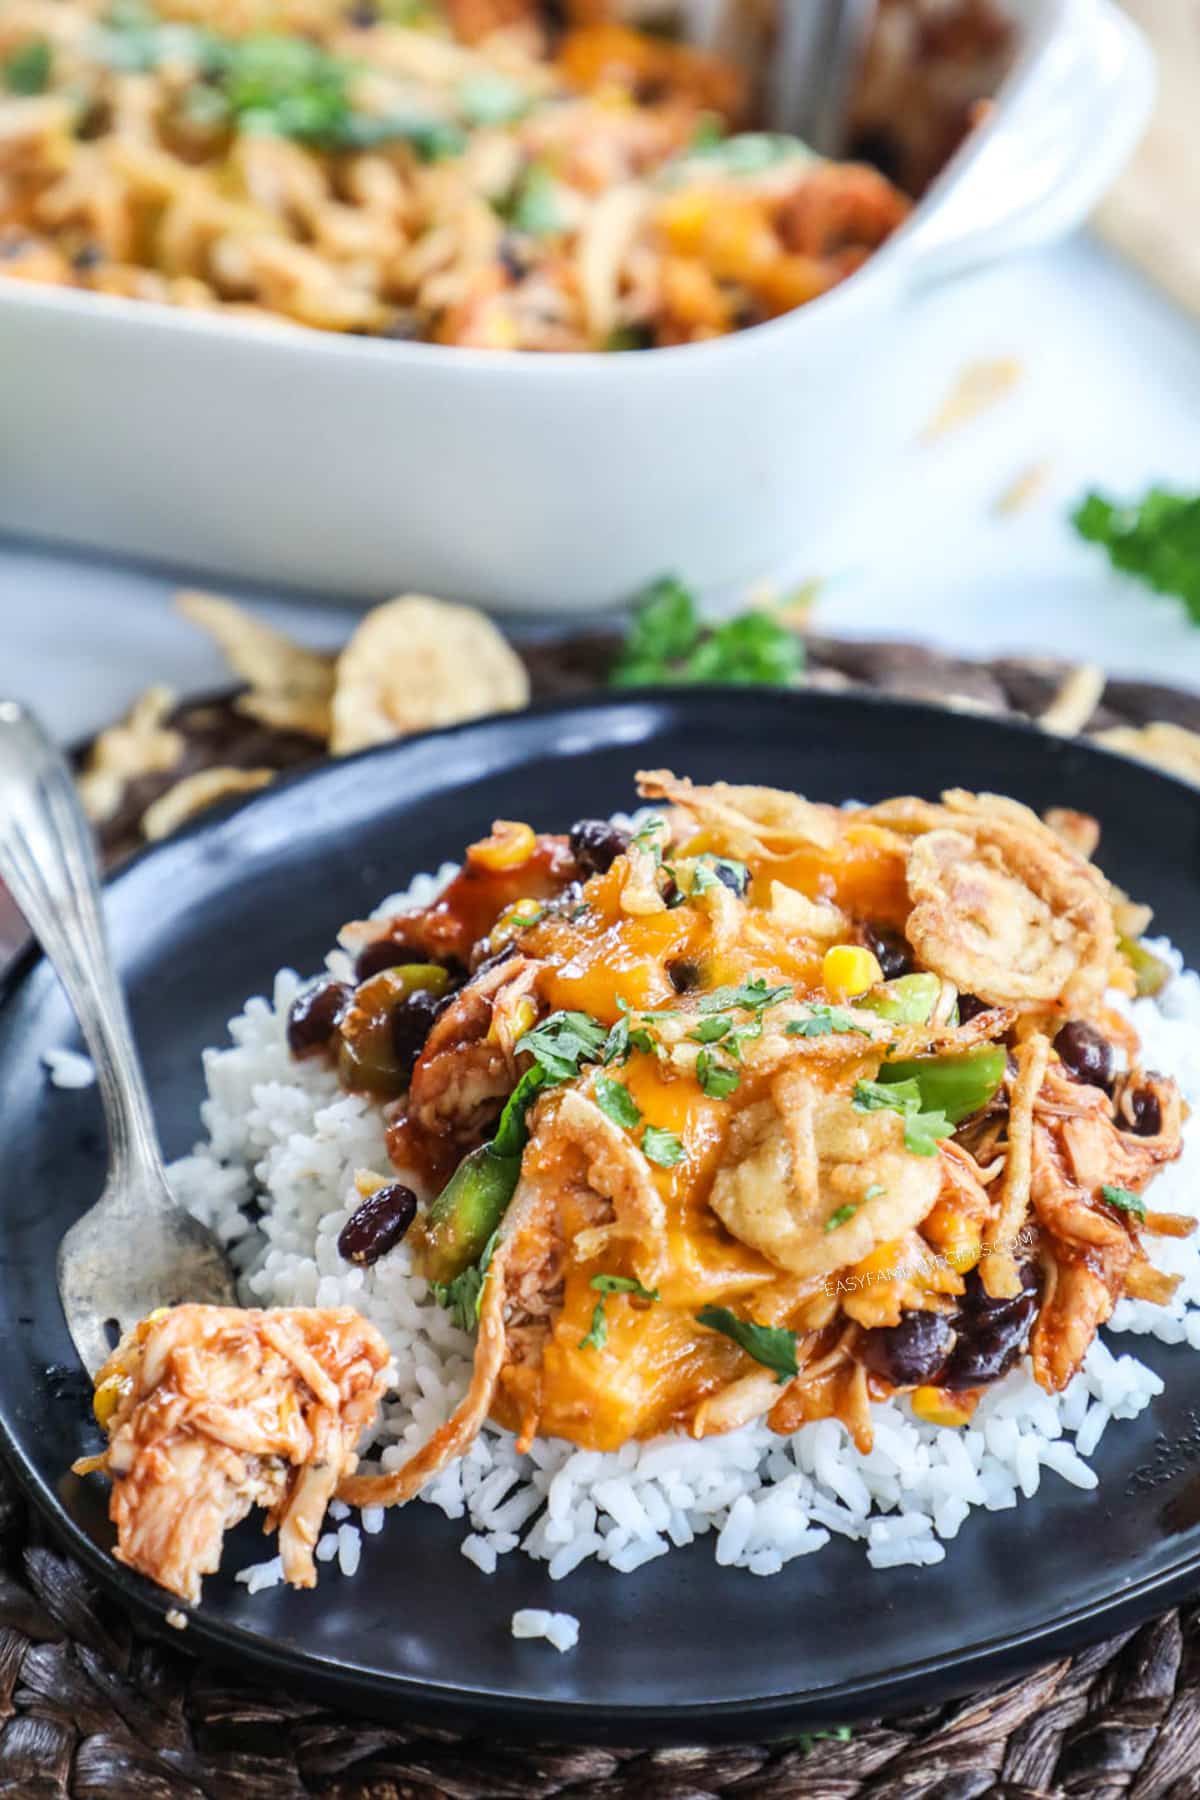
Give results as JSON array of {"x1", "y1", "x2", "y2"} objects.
[{"x1": 0, "y1": 0, "x2": 1152, "y2": 611}]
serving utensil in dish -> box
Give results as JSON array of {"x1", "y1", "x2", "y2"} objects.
[
  {"x1": 0, "y1": 703, "x2": 235, "y2": 1377},
  {"x1": 1, "y1": 688, "x2": 1198, "y2": 1741},
  {"x1": 0, "y1": 0, "x2": 1152, "y2": 609}
]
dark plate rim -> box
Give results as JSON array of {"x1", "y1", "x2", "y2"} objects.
[{"x1": 4, "y1": 684, "x2": 1200, "y2": 1741}]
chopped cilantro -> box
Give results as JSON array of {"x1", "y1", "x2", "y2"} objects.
[
  {"x1": 852, "y1": 1078, "x2": 952, "y2": 1157},
  {"x1": 1073, "y1": 488, "x2": 1200, "y2": 624},
  {"x1": 491, "y1": 1064, "x2": 547, "y2": 1158},
  {"x1": 498, "y1": 161, "x2": 564, "y2": 235},
  {"x1": 696, "y1": 1050, "x2": 740, "y2": 1098},
  {"x1": 517, "y1": 1010, "x2": 607, "y2": 1082},
  {"x1": 696, "y1": 978, "x2": 792, "y2": 1014},
  {"x1": 689, "y1": 1015, "x2": 733, "y2": 1044},
  {"x1": 610, "y1": 575, "x2": 803, "y2": 687},
  {"x1": 94, "y1": 17, "x2": 465, "y2": 157},
  {"x1": 864, "y1": 1183, "x2": 886, "y2": 1201},
  {"x1": 1102, "y1": 1184, "x2": 1146, "y2": 1219},
  {"x1": 4, "y1": 39, "x2": 52, "y2": 94},
  {"x1": 825, "y1": 1203, "x2": 858, "y2": 1232},
  {"x1": 695, "y1": 1306, "x2": 798, "y2": 1383},
  {"x1": 642, "y1": 1124, "x2": 684, "y2": 1167},
  {"x1": 581, "y1": 1272, "x2": 659, "y2": 1348},
  {"x1": 594, "y1": 1074, "x2": 642, "y2": 1131},
  {"x1": 591, "y1": 1273, "x2": 659, "y2": 1301},
  {"x1": 579, "y1": 1298, "x2": 608, "y2": 1352},
  {"x1": 431, "y1": 1227, "x2": 499, "y2": 1331},
  {"x1": 786, "y1": 1006, "x2": 871, "y2": 1038}
]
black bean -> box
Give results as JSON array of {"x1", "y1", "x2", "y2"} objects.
[
  {"x1": 957, "y1": 994, "x2": 988, "y2": 1024},
  {"x1": 1127, "y1": 1087, "x2": 1163, "y2": 1138},
  {"x1": 942, "y1": 1264, "x2": 1039, "y2": 1390},
  {"x1": 337, "y1": 1183, "x2": 417, "y2": 1265},
  {"x1": 667, "y1": 959, "x2": 701, "y2": 994},
  {"x1": 1054, "y1": 1020, "x2": 1115, "y2": 1091},
  {"x1": 569, "y1": 819, "x2": 630, "y2": 877},
  {"x1": 72, "y1": 244, "x2": 103, "y2": 271},
  {"x1": 862, "y1": 924, "x2": 912, "y2": 981},
  {"x1": 710, "y1": 859, "x2": 749, "y2": 897},
  {"x1": 347, "y1": 0, "x2": 378, "y2": 22},
  {"x1": 859, "y1": 1311, "x2": 956, "y2": 1388},
  {"x1": 355, "y1": 937, "x2": 426, "y2": 982},
  {"x1": 287, "y1": 977, "x2": 352, "y2": 1056},
  {"x1": 391, "y1": 988, "x2": 444, "y2": 1073}
]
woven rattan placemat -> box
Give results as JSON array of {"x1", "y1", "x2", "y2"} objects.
[{"x1": 6, "y1": 633, "x2": 1200, "y2": 1799}]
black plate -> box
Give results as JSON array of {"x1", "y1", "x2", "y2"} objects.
[{"x1": 2, "y1": 689, "x2": 1200, "y2": 1744}]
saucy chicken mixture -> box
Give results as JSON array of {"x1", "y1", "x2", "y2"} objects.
[
  {"x1": 80, "y1": 772, "x2": 1192, "y2": 1602},
  {"x1": 0, "y1": 0, "x2": 921, "y2": 348}
]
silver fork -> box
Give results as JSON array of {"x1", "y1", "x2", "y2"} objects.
[
  {"x1": 0, "y1": 702, "x2": 236, "y2": 1378},
  {"x1": 763, "y1": 0, "x2": 879, "y2": 157}
]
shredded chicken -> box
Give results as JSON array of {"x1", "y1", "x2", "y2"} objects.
[{"x1": 77, "y1": 1307, "x2": 390, "y2": 1604}]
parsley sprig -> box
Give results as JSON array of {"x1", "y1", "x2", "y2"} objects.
[
  {"x1": 610, "y1": 577, "x2": 803, "y2": 687},
  {"x1": 1073, "y1": 488, "x2": 1200, "y2": 625}
]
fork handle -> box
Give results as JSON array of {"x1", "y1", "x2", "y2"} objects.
[{"x1": 0, "y1": 701, "x2": 164, "y2": 1187}]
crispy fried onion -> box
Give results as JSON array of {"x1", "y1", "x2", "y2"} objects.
[
  {"x1": 708, "y1": 1068, "x2": 943, "y2": 1281},
  {"x1": 339, "y1": 1175, "x2": 551, "y2": 1509},
  {"x1": 979, "y1": 1033, "x2": 1050, "y2": 1299},
  {"x1": 636, "y1": 769, "x2": 839, "y2": 857},
  {"x1": 540, "y1": 1086, "x2": 669, "y2": 1289},
  {"x1": 905, "y1": 792, "x2": 1114, "y2": 1012}
]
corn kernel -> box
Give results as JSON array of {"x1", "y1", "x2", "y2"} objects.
[
  {"x1": 911, "y1": 1385, "x2": 977, "y2": 1427},
  {"x1": 922, "y1": 1199, "x2": 983, "y2": 1274},
  {"x1": 490, "y1": 994, "x2": 537, "y2": 1045},
  {"x1": 468, "y1": 819, "x2": 536, "y2": 872},
  {"x1": 488, "y1": 896, "x2": 543, "y2": 952},
  {"x1": 822, "y1": 944, "x2": 883, "y2": 1001},
  {"x1": 93, "y1": 1374, "x2": 126, "y2": 1429}
]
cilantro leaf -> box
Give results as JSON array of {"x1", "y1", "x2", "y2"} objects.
[
  {"x1": 491, "y1": 1064, "x2": 547, "y2": 1158},
  {"x1": 642, "y1": 1125, "x2": 684, "y2": 1167},
  {"x1": 1073, "y1": 488, "x2": 1200, "y2": 624},
  {"x1": 610, "y1": 575, "x2": 803, "y2": 687},
  {"x1": 852, "y1": 1078, "x2": 952, "y2": 1157},
  {"x1": 786, "y1": 1006, "x2": 871, "y2": 1038},
  {"x1": 1102, "y1": 1183, "x2": 1147, "y2": 1219},
  {"x1": 610, "y1": 576, "x2": 701, "y2": 684},
  {"x1": 591, "y1": 1273, "x2": 659, "y2": 1300},
  {"x1": 689, "y1": 1015, "x2": 733, "y2": 1044},
  {"x1": 498, "y1": 160, "x2": 564, "y2": 235},
  {"x1": 579, "y1": 1298, "x2": 608, "y2": 1352},
  {"x1": 825, "y1": 1203, "x2": 858, "y2": 1232},
  {"x1": 431, "y1": 1227, "x2": 499, "y2": 1331},
  {"x1": 696, "y1": 1050, "x2": 740, "y2": 1098},
  {"x1": 695, "y1": 1306, "x2": 798, "y2": 1383},
  {"x1": 696, "y1": 979, "x2": 792, "y2": 1014},
  {"x1": 594, "y1": 1075, "x2": 642, "y2": 1131},
  {"x1": 517, "y1": 1010, "x2": 607, "y2": 1082},
  {"x1": 4, "y1": 39, "x2": 52, "y2": 94}
]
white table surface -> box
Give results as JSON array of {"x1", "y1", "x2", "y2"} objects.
[{"x1": 1, "y1": 232, "x2": 1198, "y2": 746}]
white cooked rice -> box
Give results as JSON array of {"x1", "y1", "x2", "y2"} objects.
[{"x1": 166, "y1": 864, "x2": 1200, "y2": 1623}]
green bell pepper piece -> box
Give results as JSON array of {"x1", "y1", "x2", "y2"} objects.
[
  {"x1": 1119, "y1": 935, "x2": 1171, "y2": 998},
  {"x1": 879, "y1": 1046, "x2": 1007, "y2": 1124},
  {"x1": 419, "y1": 1142, "x2": 521, "y2": 1284},
  {"x1": 860, "y1": 973, "x2": 941, "y2": 1025}
]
